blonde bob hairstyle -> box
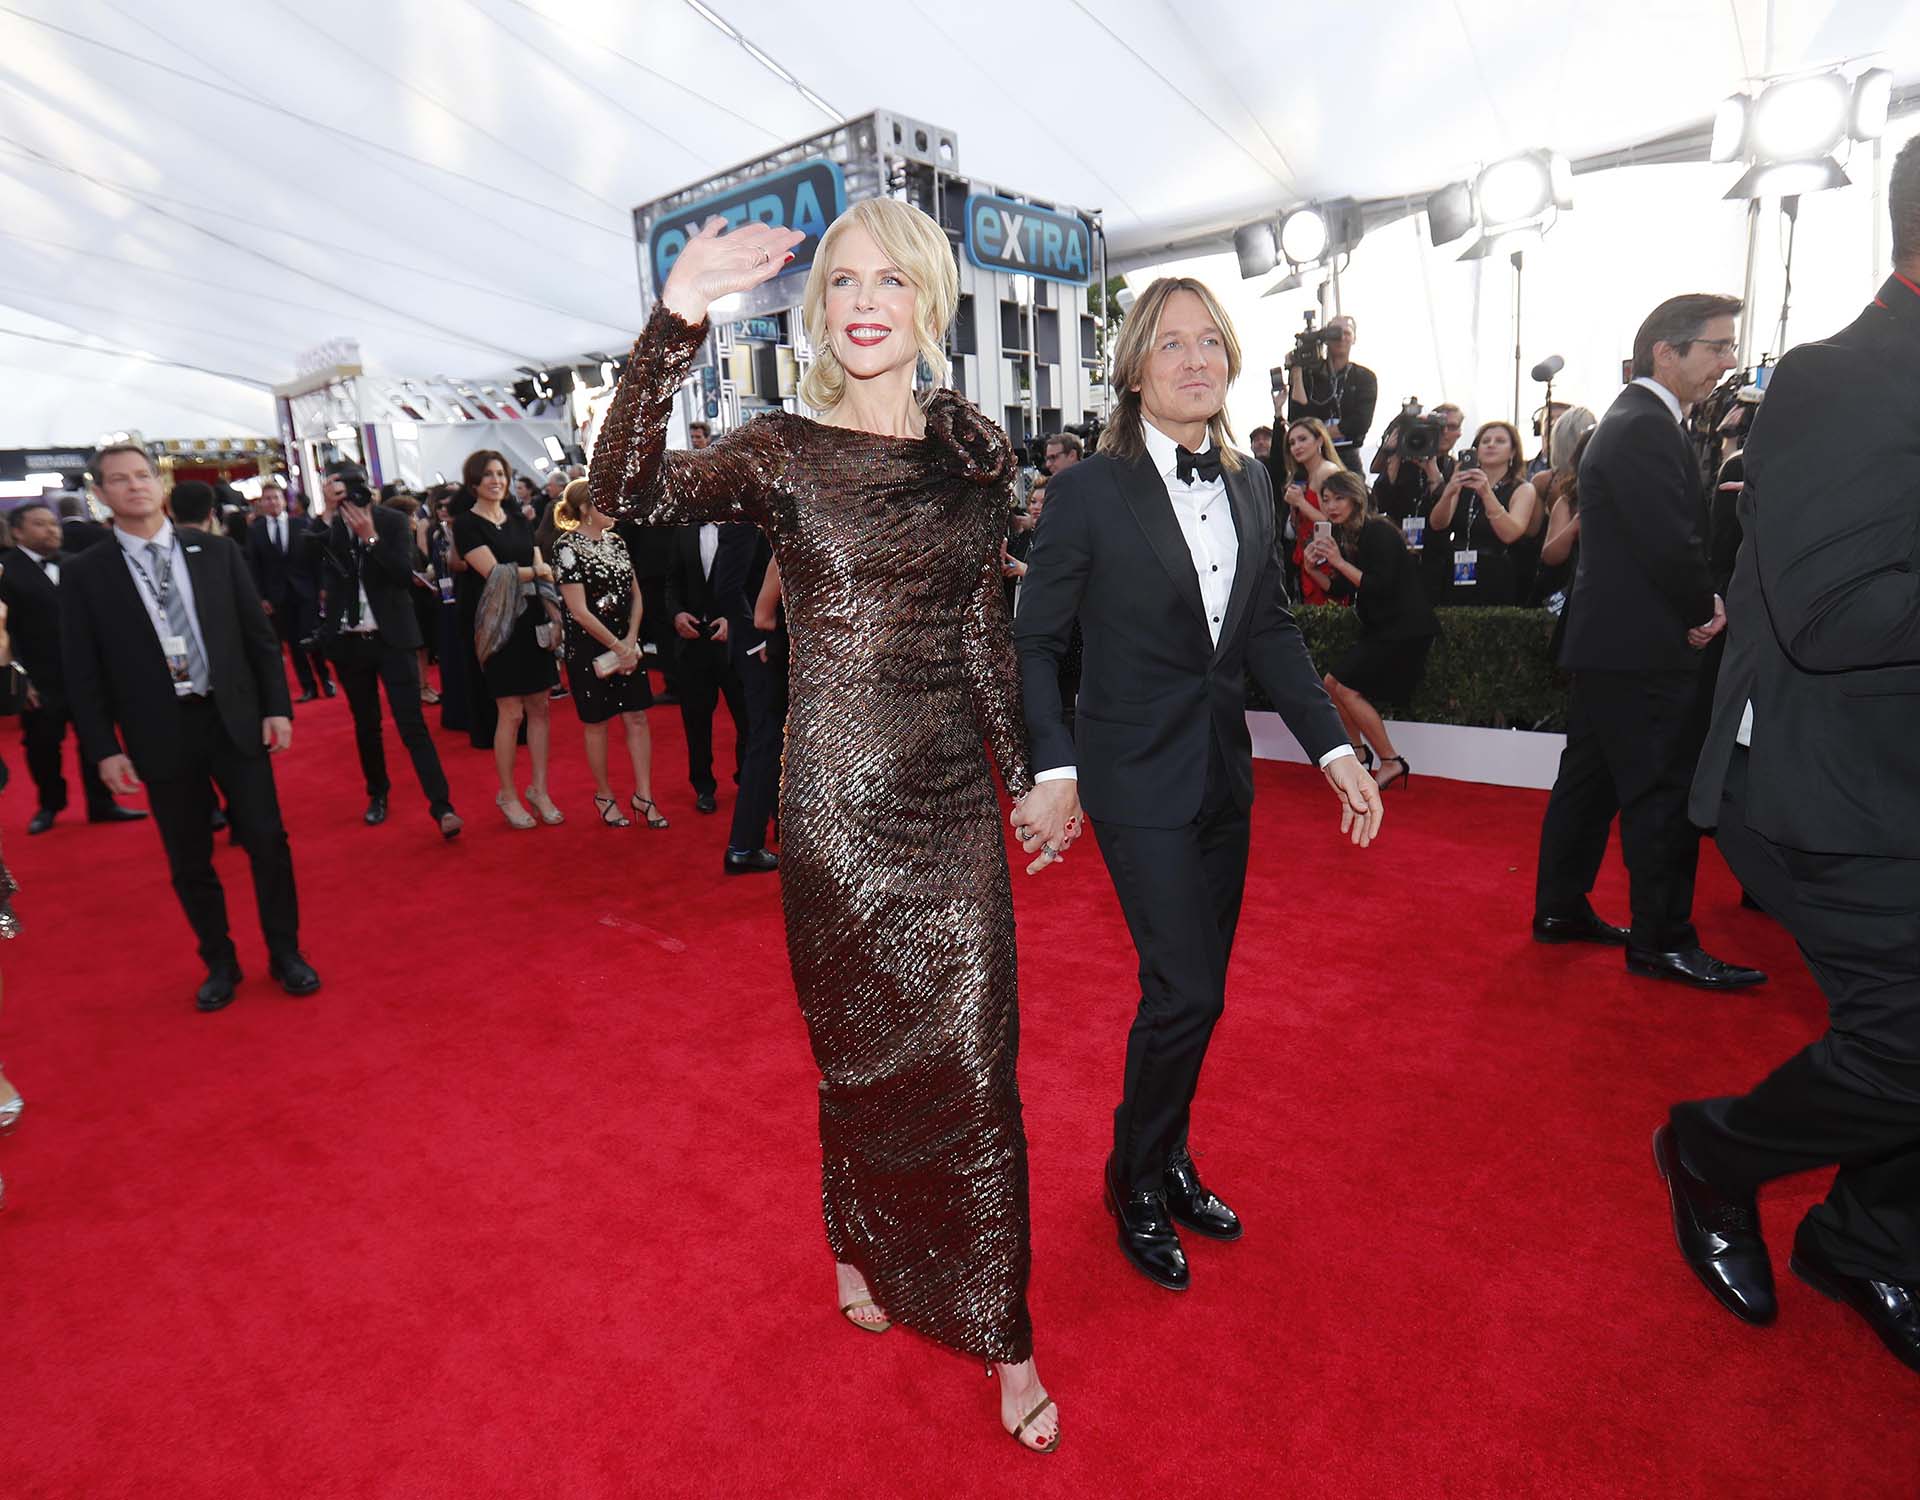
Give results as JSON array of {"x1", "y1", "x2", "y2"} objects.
[
  {"x1": 1099, "y1": 276, "x2": 1244, "y2": 473},
  {"x1": 553, "y1": 478, "x2": 593, "y2": 530},
  {"x1": 798, "y1": 198, "x2": 957, "y2": 414}
]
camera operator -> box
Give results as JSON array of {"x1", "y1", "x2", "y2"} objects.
[
  {"x1": 1421, "y1": 420, "x2": 1539, "y2": 607},
  {"x1": 1282, "y1": 313, "x2": 1377, "y2": 472},
  {"x1": 310, "y1": 462, "x2": 462, "y2": 839},
  {"x1": 1371, "y1": 401, "x2": 1463, "y2": 529}
]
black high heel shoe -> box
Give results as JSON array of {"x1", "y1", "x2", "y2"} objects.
[
  {"x1": 1354, "y1": 744, "x2": 1376, "y2": 771},
  {"x1": 1375, "y1": 755, "x2": 1412, "y2": 791}
]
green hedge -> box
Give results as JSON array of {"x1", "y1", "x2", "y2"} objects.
[{"x1": 1244, "y1": 605, "x2": 1569, "y2": 732}]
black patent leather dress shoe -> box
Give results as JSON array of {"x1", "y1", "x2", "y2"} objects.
[
  {"x1": 1628, "y1": 945, "x2": 1766, "y2": 989},
  {"x1": 26, "y1": 808, "x2": 56, "y2": 836},
  {"x1": 695, "y1": 792, "x2": 718, "y2": 814},
  {"x1": 723, "y1": 847, "x2": 779, "y2": 875},
  {"x1": 294, "y1": 689, "x2": 318, "y2": 704},
  {"x1": 1790, "y1": 1220, "x2": 1920, "y2": 1376},
  {"x1": 210, "y1": 806, "x2": 229, "y2": 832},
  {"x1": 87, "y1": 804, "x2": 148, "y2": 825},
  {"x1": 1103, "y1": 1154, "x2": 1188, "y2": 1291},
  {"x1": 196, "y1": 962, "x2": 243, "y2": 1013},
  {"x1": 268, "y1": 952, "x2": 322, "y2": 997},
  {"x1": 1164, "y1": 1146, "x2": 1242, "y2": 1241},
  {"x1": 1531, "y1": 904, "x2": 1629, "y2": 946},
  {"x1": 321, "y1": 681, "x2": 337, "y2": 698},
  {"x1": 1653, "y1": 1124, "x2": 1776, "y2": 1324},
  {"x1": 363, "y1": 795, "x2": 388, "y2": 826}
]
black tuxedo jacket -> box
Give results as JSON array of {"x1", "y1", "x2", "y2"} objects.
[
  {"x1": 61, "y1": 530, "x2": 290, "y2": 779},
  {"x1": 1560, "y1": 381, "x2": 1716, "y2": 672},
  {"x1": 709, "y1": 523, "x2": 782, "y2": 656},
  {"x1": 307, "y1": 505, "x2": 423, "y2": 650},
  {"x1": 245, "y1": 511, "x2": 320, "y2": 610},
  {"x1": 0, "y1": 547, "x2": 67, "y2": 696},
  {"x1": 663, "y1": 521, "x2": 748, "y2": 626},
  {"x1": 1690, "y1": 273, "x2": 1920, "y2": 858},
  {"x1": 1015, "y1": 444, "x2": 1345, "y2": 828},
  {"x1": 61, "y1": 517, "x2": 110, "y2": 555}
]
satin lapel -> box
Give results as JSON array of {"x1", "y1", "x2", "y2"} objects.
[
  {"x1": 1213, "y1": 460, "x2": 1262, "y2": 658},
  {"x1": 1116, "y1": 452, "x2": 1208, "y2": 633}
]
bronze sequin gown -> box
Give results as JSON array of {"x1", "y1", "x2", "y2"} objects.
[{"x1": 591, "y1": 305, "x2": 1036, "y2": 1362}]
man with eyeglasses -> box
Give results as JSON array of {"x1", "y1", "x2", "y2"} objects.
[{"x1": 1533, "y1": 293, "x2": 1764, "y2": 992}]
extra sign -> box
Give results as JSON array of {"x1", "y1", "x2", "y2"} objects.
[
  {"x1": 963, "y1": 194, "x2": 1092, "y2": 286},
  {"x1": 648, "y1": 160, "x2": 848, "y2": 291}
]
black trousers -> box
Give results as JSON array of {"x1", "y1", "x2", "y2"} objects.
[
  {"x1": 328, "y1": 632, "x2": 452, "y2": 816},
  {"x1": 675, "y1": 633, "x2": 745, "y2": 796},
  {"x1": 269, "y1": 599, "x2": 329, "y2": 695},
  {"x1": 727, "y1": 630, "x2": 788, "y2": 851},
  {"x1": 20, "y1": 695, "x2": 114, "y2": 814},
  {"x1": 1093, "y1": 737, "x2": 1251, "y2": 1193},
  {"x1": 1674, "y1": 750, "x2": 1920, "y2": 1282},
  {"x1": 144, "y1": 696, "x2": 300, "y2": 967},
  {"x1": 1534, "y1": 668, "x2": 1704, "y2": 951}
]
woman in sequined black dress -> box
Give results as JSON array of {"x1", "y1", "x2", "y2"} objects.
[{"x1": 590, "y1": 201, "x2": 1060, "y2": 1453}]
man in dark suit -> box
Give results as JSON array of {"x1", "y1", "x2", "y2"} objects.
[
  {"x1": 56, "y1": 492, "x2": 110, "y2": 555},
  {"x1": 245, "y1": 476, "x2": 332, "y2": 703},
  {"x1": 1656, "y1": 142, "x2": 1920, "y2": 1375},
  {"x1": 663, "y1": 519, "x2": 747, "y2": 814},
  {"x1": 711, "y1": 522, "x2": 783, "y2": 874},
  {"x1": 1531, "y1": 293, "x2": 1764, "y2": 990},
  {"x1": 61, "y1": 443, "x2": 319, "y2": 1012},
  {"x1": 1015, "y1": 277, "x2": 1383, "y2": 1292},
  {"x1": 0, "y1": 500, "x2": 147, "y2": 833},
  {"x1": 309, "y1": 464, "x2": 460, "y2": 837}
]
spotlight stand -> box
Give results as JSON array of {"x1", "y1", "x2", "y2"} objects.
[{"x1": 1510, "y1": 249, "x2": 1525, "y2": 427}]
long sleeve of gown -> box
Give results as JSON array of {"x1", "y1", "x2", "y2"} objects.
[
  {"x1": 589, "y1": 302, "x2": 789, "y2": 533},
  {"x1": 962, "y1": 531, "x2": 1033, "y2": 801}
]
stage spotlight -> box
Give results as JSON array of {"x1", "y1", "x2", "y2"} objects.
[
  {"x1": 1711, "y1": 95, "x2": 1751, "y2": 162},
  {"x1": 1260, "y1": 269, "x2": 1308, "y2": 297},
  {"x1": 1850, "y1": 68, "x2": 1892, "y2": 141},
  {"x1": 1277, "y1": 206, "x2": 1329, "y2": 266},
  {"x1": 1234, "y1": 220, "x2": 1279, "y2": 280},
  {"x1": 1724, "y1": 156, "x2": 1850, "y2": 200},
  {"x1": 1458, "y1": 225, "x2": 1544, "y2": 261},
  {"x1": 1425, "y1": 181, "x2": 1475, "y2": 245},
  {"x1": 1477, "y1": 151, "x2": 1553, "y2": 228},
  {"x1": 1749, "y1": 73, "x2": 1849, "y2": 162}
]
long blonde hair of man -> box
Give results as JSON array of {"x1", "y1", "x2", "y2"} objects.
[{"x1": 1098, "y1": 276, "x2": 1246, "y2": 474}]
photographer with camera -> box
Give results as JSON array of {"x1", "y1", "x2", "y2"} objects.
[
  {"x1": 1282, "y1": 313, "x2": 1377, "y2": 473},
  {"x1": 309, "y1": 463, "x2": 461, "y2": 839},
  {"x1": 1371, "y1": 401, "x2": 1464, "y2": 528},
  {"x1": 1420, "y1": 420, "x2": 1539, "y2": 608}
]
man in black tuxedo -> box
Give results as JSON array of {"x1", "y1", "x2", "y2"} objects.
[
  {"x1": 1656, "y1": 143, "x2": 1920, "y2": 1376},
  {"x1": 245, "y1": 477, "x2": 332, "y2": 703},
  {"x1": 711, "y1": 522, "x2": 783, "y2": 874},
  {"x1": 663, "y1": 519, "x2": 747, "y2": 814},
  {"x1": 0, "y1": 500, "x2": 147, "y2": 833},
  {"x1": 1015, "y1": 277, "x2": 1384, "y2": 1292},
  {"x1": 309, "y1": 464, "x2": 461, "y2": 837},
  {"x1": 1532, "y1": 293, "x2": 1765, "y2": 990},
  {"x1": 57, "y1": 492, "x2": 110, "y2": 555},
  {"x1": 61, "y1": 444, "x2": 319, "y2": 1011}
]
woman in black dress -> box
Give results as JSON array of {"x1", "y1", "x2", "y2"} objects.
[
  {"x1": 450, "y1": 449, "x2": 562, "y2": 829},
  {"x1": 1421, "y1": 419, "x2": 1540, "y2": 607},
  {"x1": 1304, "y1": 469, "x2": 1438, "y2": 791},
  {"x1": 548, "y1": 480, "x2": 667, "y2": 829}
]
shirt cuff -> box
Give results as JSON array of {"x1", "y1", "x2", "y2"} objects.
[
  {"x1": 1034, "y1": 766, "x2": 1077, "y2": 783},
  {"x1": 1318, "y1": 744, "x2": 1358, "y2": 769}
]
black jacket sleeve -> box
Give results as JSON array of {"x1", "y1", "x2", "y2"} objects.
[
  {"x1": 1612, "y1": 407, "x2": 1717, "y2": 630},
  {"x1": 232, "y1": 539, "x2": 291, "y2": 718},
  {"x1": 1012, "y1": 462, "x2": 1095, "y2": 776}
]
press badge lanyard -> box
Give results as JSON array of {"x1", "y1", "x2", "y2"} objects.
[
  {"x1": 1453, "y1": 494, "x2": 1479, "y2": 586},
  {"x1": 127, "y1": 538, "x2": 197, "y2": 695}
]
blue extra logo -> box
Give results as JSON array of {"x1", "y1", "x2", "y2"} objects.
[
  {"x1": 964, "y1": 194, "x2": 1091, "y2": 286},
  {"x1": 649, "y1": 160, "x2": 847, "y2": 290}
]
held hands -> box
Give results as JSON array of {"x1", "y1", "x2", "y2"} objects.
[
  {"x1": 263, "y1": 716, "x2": 293, "y2": 753},
  {"x1": 660, "y1": 217, "x2": 806, "y2": 325},
  {"x1": 1325, "y1": 755, "x2": 1383, "y2": 848},
  {"x1": 1688, "y1": 593, "x2": 1727, "y2": 650},
  {"x1": 1010, "y1": 779, "x2": 1084, "y2": 876},
  {"x1": 100, "y1": 753, "x2": 142, "y2": 796}
]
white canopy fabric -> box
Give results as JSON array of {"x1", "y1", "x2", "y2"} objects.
[{"x1": 0, "y1": 0, "x2": 1911, "y2": 444}]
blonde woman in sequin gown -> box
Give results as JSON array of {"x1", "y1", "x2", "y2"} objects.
[{"x1": 590, "y1": 202, "x2": 1061, "y2": 1453}]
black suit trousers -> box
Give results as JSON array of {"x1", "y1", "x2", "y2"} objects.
[
  {"x1": 267, "y1": 602, "x2": 323, "y2": 694},
  {"x1": 20, "y1": 695, "x2": 113, "y2": 814},
  {"x1": 1534, "y1": 668, "x2": 1703, "y2": 950},
  {"x1": 328, "y1": 632, "x2": 452, "y2": 814},
  {"x1": 1093, "y1": 735, "x2": 1251, "y2": 1192},
  {"x1": 1673, "y1": 750, "x2": 1920, "y2": 1282},
  {"x1": 144, "y1": 696, "x2": 300, "y2": 965},
  {"x1": 726, "y1": 635, "x2": 787, "y2": 851},
  {"x1": 675, "y1": 634, "x2": 745, "y2": 795}
]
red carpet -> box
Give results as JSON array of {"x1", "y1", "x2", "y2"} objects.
[{"x1": 2, "y1": 683, "x2": 1916, "y2": 1497}]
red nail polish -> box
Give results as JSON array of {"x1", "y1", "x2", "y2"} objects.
[{"x1": 783, "y1": 252, "x2": 796, "y2": 264}]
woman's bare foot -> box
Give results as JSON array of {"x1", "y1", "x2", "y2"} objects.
[
  {"x1": 995, "y1": 1357, "x2": 1059, "y2": 1453},
  {"x1": 835, "y1": 1261, "x2": 889, "y2": 1332}
]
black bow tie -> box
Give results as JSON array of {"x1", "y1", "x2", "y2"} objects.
[{"x1": 1175, "y1": 445, "x2": 1222, "y2": 485}]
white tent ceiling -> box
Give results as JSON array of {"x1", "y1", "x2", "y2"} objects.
[{"x1": 0, "y1": 0, "x2": 1910, "y2": 445}]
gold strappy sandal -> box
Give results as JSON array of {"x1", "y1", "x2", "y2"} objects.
[
  {"x1": 1008, "y1": 1393, "x2": 1058, "y2": 1454},
  {"x1": 839, "y1": 1296, "x2": 891, "y2": 1334}
]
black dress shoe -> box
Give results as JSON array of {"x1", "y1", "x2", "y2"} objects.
[
  {"x1": 1652, "y1": 1124, "x2": 1776, "y2": 1324},
  {"x1": 321, "y1": 681, "x2": 337, "y2": 698},
  {"x1": 26, "y1": 808, "x2": 56, "y2": 836},
  {"x1": 196, "y1": 962, "x2": 243, "y2": 1012},
  {"x1": 294, "y1": 689, "x2": 318, "y2": 704},
  {"x1": 1628, "y1": 945, "x2": 1766, "y2": 989},
  {"x1": 210, "y1": 806, "x2": 229, "y2": 832},
  {"x1": 1790, "y1": 1219, "x2": 1920, "y2": 1376},
  {"x1": 1532, "y1": 905, "x2": 1629, "y2": 946},
  {"x1": 723, "y1": 847, "x2": 779, "y2": 875},
  {"x1": 1164, "y1": 1146, "x2": 1242, "y2": 1241},
  {"x1": 1103, "y1": 1154, "x2": 1189, "y2": 1291},
  {"x1": 695, "y1": 792, "x2": 717, "y2": 814},
  {"x1": 268, "y1": 952, "x2": 322, "y2": 997},
  {"x1": 364, "y1": 795, "x2": 388, "y2": 826},
  {"x1": 87, "y1": 804, "x2": 148, "y2": 824}
]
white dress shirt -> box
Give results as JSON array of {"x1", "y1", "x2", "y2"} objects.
[
  {"x1": 1035, "y1": 424, "x2": 1353, "y2": 784},
  {"x1": 698, "y1": 522, "x2": 719, "y2": 580},
  {"x1": 114, "y1": 520, "x2": 211, "y2": 687},
  {"x1": 18, "y1": 545, "x2": 58, "y2": 586}
]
